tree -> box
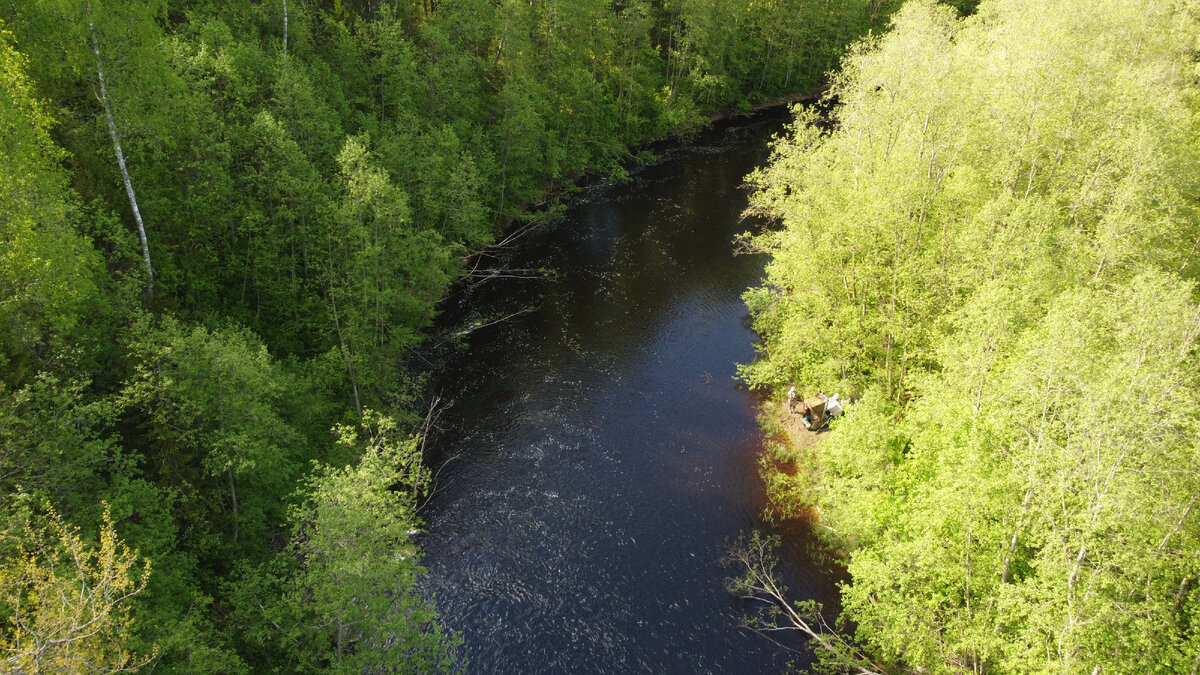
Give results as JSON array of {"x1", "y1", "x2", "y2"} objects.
[
  {"x1": 323, "y1": 135, "x2": 454, "y2": 412},
  {"x1": 233, "y1": 109, "x2": 331, "y2": 355},
  {"x1": 740, "y1": 1, "x2": 968, "y2": 401},
  {"x1": 0, "y1": 503, "x2": 154, "y2": 673},
  {"x1": 0, "y1": 23, "x2": 100, "y2": 388},
  {"x1": 724, "y1": 531, "x2": 885, "y2": 674},
  {"x1": 244, "y1": 411, "x2": 460, "y2": 673},
  {"x1": 743, "y1": 0, "x2": 1200, "y2": 670},
  {"x1": 13, "y1": 0, "x2": 172, "y2": 296},
  {"x1": 85, "y1": 0, "x2": 154, "y2": 295},
  {"x1": 117, "y1": 315, "x2": 305, "y2": 564}
]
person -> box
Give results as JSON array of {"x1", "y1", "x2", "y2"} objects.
[
  {"x1": 826, "y1": 392, "x2": 843, "y2": 418},
  {"x1": 787, "y1": 385, "x2": 798, "y2": 413}
]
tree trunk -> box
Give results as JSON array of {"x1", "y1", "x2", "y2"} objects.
[
  {"x1": 1000, "y1": 487, "x2": 1035, "y2": 584},
  {"x1": 326, "y1": 240, "x2": 363, "y2": 416},
  {"x1": 227, "y1": 467, "x2": 239, "y2": 542},
  {"x1": 87, "y1": 0, "x2": 154, "y2": 296}
]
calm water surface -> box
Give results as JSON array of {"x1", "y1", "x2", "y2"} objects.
[{"x1": 418, "y1": 109, "x2": 840, "y2": 673}]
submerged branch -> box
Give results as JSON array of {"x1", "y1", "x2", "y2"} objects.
[
  {"x1": 465, "y1": 268, "x2": 555, "y2": 281},
  {"x1": 428, "y1": 308, "x2": 536, "y2": 349},
  {"x1": 416, "y1": 395, "x2": 460, "y2": 512},
  {"x1": 723, "y1": 532, "x2": 885, "y2": 674}
]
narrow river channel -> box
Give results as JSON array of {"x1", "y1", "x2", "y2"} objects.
[{"x1": 418, "y1": 108, "x2": 840, "y2": 673}]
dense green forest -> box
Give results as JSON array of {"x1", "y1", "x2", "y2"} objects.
[
  {"x1": 742, "y1": 0, "x2": 1200, "y2": 671},
  {"x1": 0, "y1": 0, "x2": 940, "y2": 671}
]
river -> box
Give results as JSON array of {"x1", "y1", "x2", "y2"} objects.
[{"x1": 418, "y1": 108, "x2": 840, "y2": 673}]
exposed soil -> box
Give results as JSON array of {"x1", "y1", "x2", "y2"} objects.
[{"x1": 775, "y1": 400, "x2": 829, "y2": 453}]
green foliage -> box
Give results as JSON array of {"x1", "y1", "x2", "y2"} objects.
[
  {"x1": 236, "y1": 412, "x2": 460, "y2": 673},
  {"x1": 744, "y1": 0, "x2": 1200, "y2": 670},
  {"x1": 324, "y1": 135, "x2": 454, "y2": 410},
  {"x1": 117, "y1": 314, "x2": 310, "y2": 570},
  {"x1": 818, "y1": 273, "x2": 1200, "y2": 672},
  {"x1": 0, "y1": 375, "x2": 115, "y2": 518},
  {"x1": 0, "y1": 503, "x2": 155, "y2": 673},
  {"x1": 0, "y1": 23, "x2": 101, "y2": 387},
  {"x1": 744, "y1": 0, "x2": 1200, "y2": 399},
  {"x1": 0, "y1": 0, "x2": 914, "y2": 669}
]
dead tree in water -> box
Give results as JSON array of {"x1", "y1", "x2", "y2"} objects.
[{"x1": 724, "y1": 532, "x2": 885, "y2": 674}]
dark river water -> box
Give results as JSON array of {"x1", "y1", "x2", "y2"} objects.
[{"x1": 418, "y1": 108, "x2": 840, "y2": 673}]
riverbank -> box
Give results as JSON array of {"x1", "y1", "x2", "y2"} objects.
[
  {"x1": 708, "y1": 88, "x2": 826, "y2": 124},
  {"x1": 755, "y1": 397, "x2": 829, "y2": 523},
  {"x1": 484, "y1": 89, "x2": 823, "y2": 244}
]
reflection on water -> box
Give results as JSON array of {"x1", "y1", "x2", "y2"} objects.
[{"x1": 418, "y1": 109, "x2": 841, "y2": 674}]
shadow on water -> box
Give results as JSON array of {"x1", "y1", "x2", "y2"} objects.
[{"x1": 416, "y1": 108, "x2": 843, "y2": 674}]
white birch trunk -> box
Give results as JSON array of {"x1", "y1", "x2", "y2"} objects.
[{"x1": 87, "y1": 0, "x2": 154, "y2": 294}]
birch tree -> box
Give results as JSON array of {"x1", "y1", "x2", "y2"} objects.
[
  {"x1": 83, "y1": 0, "x2": 161, "y2": 295},
  {"x1": 325, "y1": 135, "x2": 454, "y2": 413}
]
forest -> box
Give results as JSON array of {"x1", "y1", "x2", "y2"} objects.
[
  {"x1": 0, "y1": 0, "x2": 942, "y2": 671},
  {"x1": 742, "y1": 0, "x2": 1200, "y2": 671}
]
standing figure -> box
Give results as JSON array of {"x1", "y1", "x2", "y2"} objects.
[{"x1": 787, "y1": 385, "x2": 798, "y2": 413}]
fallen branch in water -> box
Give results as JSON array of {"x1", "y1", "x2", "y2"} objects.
[
  {"x1": 490, "y1": 216, "x2": 549, "y2": 249},
  {"x1": 428, "y1": 308, "x2": 537, "y2": 349},
  {"x1": 459, "y1": 213, "x2": 554, "y2": 274},
  {"x1": 465, "y1": 268, "x2": 555, "y2": 281},
  {"x1": 416, "y1": 394, "x2": 461, "y2": 513},
  {"x1": 723, "y1": 532, "x2": 886, "y2": 675}
]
